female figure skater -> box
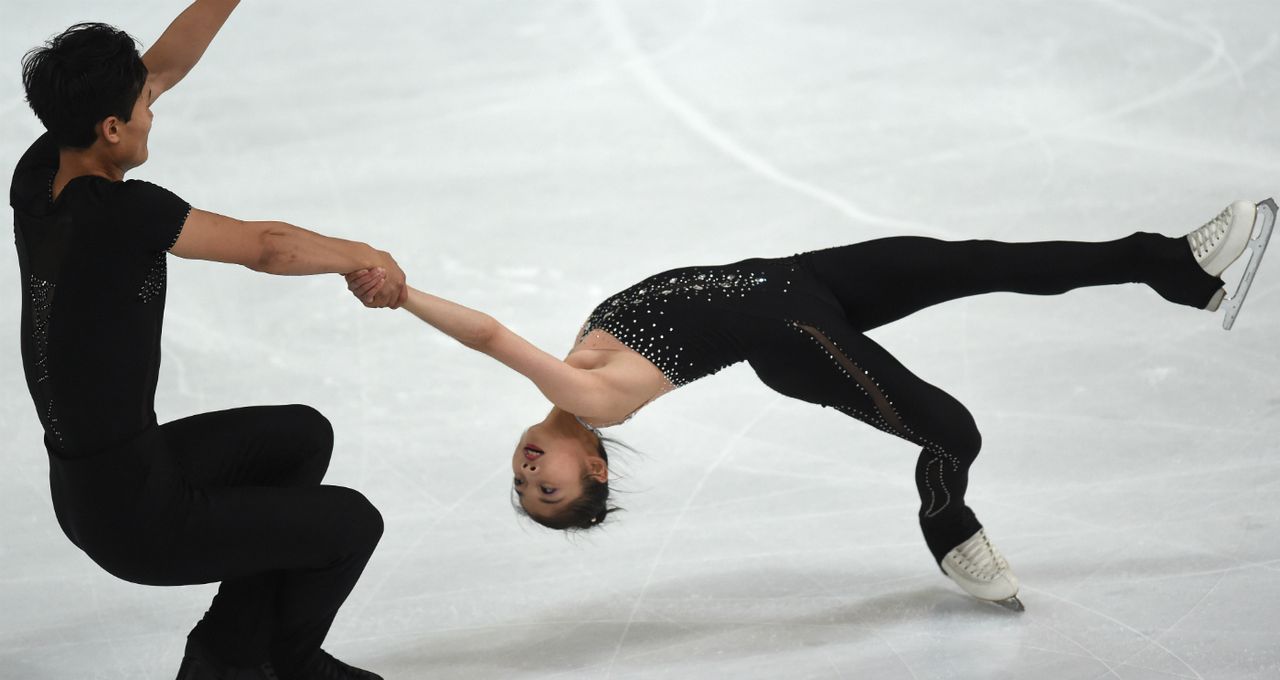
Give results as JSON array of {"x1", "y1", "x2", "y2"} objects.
[{"x1": 348, "y1": 204, "x2": 1262, "y2": 609}]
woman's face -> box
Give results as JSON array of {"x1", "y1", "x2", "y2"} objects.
[{"x1": 511, "y1": 421, "x2": 607, "y2": 518}]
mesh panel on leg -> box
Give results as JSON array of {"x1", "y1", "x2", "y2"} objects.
[
  {"x1": 794, "y1": 322, "x2": 904, "y2": 430},
  {"x1": 794, "y1": 322, "x2": 960, "y2": 518}
]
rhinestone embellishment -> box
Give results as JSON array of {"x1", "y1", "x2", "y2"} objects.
[
  {"x1": 27, "y1": 275, "x2": 55, "y2": 383},
  {"x1": 583, "y1": 267, "x2": 772, "y2": 386}
]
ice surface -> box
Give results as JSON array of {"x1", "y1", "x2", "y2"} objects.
[{"x1": 2, "y1": 1, "x2": 1279, "y2": 678}]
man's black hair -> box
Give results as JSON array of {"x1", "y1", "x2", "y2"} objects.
[{"x1": 22, "y1": 22, "x2": 148, "y2": 149}]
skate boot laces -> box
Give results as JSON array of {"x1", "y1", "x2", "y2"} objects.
[
  {"x1": 941, "y1": 528, "x2": 1021, "y2": 607},
  {"x1": 950, "y1": 528, "x2": 1010, "y2": 582},
  {"x1": 1188, "y1": 205, "x2": 1235, "y2": 261}
]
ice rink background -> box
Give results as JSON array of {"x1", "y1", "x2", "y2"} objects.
[{"x1": 3, "y1": 0, "x2": 1280, "y2": 678}]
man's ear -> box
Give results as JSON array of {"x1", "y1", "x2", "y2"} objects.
[{"x1": 98, "y1": 116, "x2": 122, "y2": 144}]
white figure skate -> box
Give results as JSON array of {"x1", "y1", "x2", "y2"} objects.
[
  {"x1": 1185, "y1": 199, "x2": 1275, "y2": 328},
  {"x1": 940, "y1": 528, "x2": 1023, "y2": 612}
]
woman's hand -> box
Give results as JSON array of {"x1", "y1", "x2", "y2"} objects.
[{"x1": 346, "y1": 268, "x2": 387, "y2": 307}]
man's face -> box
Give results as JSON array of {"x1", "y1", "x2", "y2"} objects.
[{"x1": 109, "y1": 84, "x2": 154, "y2": 170}]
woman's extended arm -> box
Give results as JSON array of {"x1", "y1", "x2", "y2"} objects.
[
  {"x1": 372, "y1": 278, "x2": 629, "y2": 418},
  {"x1": 143, "y1": 0, "x2": 241, "y2": 101}
]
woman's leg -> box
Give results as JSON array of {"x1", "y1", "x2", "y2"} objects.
[
  {"x1": 746, "y1": 322, "x2": 983, "y2": 564},
  {"x1": 799, "y1": 232, "x2": 1221, "y2": 331}
]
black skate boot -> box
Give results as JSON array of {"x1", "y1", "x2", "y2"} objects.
[
  {"x1": 301, "y1": 650, "x2": 383, "y2": 680},
  {"x1": 176, "y1": 637, "x2": 280, "y2": 680},
  {"x1": 176, "y1": 636, "x2": 230, "y2": 680}
]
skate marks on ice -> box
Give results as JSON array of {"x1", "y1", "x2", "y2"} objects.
[
  {"x1": 1222, "y1": 198, "x2": 1276, "y2": 330},
  {"x1": 1080, "y1": 0, "x2": 1252, "y2": 120},
  {"x1": 592, "y1": 0, "x2": 953, "y2": 240},
  {"x1": 602, "y1": 398, "x2": 784, "y2": 679},
  {"x1": 1022, "y1": 585, "x2": 1206, "y2": 680}
]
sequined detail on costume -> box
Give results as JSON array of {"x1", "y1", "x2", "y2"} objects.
[
  {"x1": 138, "y1": 253, "x2": 167, "y2": 303},
  {"x1": 582, "y1": 266, "x2": 777, "y2": 386},
  {"x1": 27, "y1": 275, "x2": 63, "y2": 444},
  {"x1": 167, "y1": 206, "x2": 192, "y2": 251},
  {"x1": 138, "y1": 206, "x2": 189, "y2": 303},
  {"x1": 45, "y1": 398, "x2": 63, "y2": 444},
  {"x1": 27, "y1": 275, "x2": 56, "y2": 383}
]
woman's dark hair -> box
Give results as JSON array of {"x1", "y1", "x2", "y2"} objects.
[
  {"x1": 22, "y1": 23, "x2": 148, "y2": 149},
  {"x1": 514, "y1": 434, "x2": 623, "y2": 532}
]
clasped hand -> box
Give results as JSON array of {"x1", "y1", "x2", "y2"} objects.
[{"x1": 346, "y1": 253, "x2": 407, "y2": 309}]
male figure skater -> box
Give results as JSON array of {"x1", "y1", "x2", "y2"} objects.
[{"x1": 11, "y1": 2, "x2": 404, "y2": 678}]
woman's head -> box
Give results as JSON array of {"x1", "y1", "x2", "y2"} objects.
[
  {"x1": 22, "y1": 23, "x2": 150, "y2": 154},
  {"x1": 511, "y1": 411, "x2": 619, "y2": 531}
]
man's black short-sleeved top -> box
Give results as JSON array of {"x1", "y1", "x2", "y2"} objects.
[{"x1": 11, "y1": 133, "x2": 191, "y2": 456}]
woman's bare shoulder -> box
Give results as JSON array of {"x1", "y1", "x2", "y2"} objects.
[{"x1": 567, "y1": 331, "x2": 674, "y2": 425}]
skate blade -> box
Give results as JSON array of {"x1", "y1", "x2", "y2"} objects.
[
  {"x1": 989, "y1": 595, "x2": 1025, "y2": 612},
  {"x1": 1222, "y1": 197, "x2": 1276, "y2": 330}
]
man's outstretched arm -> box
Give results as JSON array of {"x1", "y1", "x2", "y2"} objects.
[
  {"x1": 143, "y1": 0, "x2": 241, "y2": 101},
  {"x1": 171, "y1": 209, "x2": 410, "y2": 308}
]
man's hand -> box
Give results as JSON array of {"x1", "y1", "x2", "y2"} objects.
[{"x1": 369, "y1": 251, "x2": 408, "y2": 308}]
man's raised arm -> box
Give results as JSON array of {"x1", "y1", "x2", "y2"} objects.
[{"x1": 143, "y1": 0, "x2": 240, "y2": 101}]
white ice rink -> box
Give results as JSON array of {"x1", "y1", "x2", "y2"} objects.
[{"x1": 3, "y1": 1, "x2": 1280, "y2": 678}]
